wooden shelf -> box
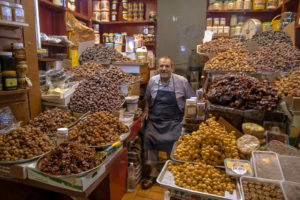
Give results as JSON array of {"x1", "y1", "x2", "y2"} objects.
[
  {"x1": 207, "y1": 7, "x2": 282, "y2": 13},
  {"x1": 0, "y1": 20, "x2": 29, "y2": 28},
  {"x1": 41, "y1": 41, "x2": 67, "y2": 47},
  {"x1": 67, "y1": 10, "x2": 89, "y2": 21},
  {"x1": 0, "y1": 89, "x2": 30, "y2": 96},
  {"x1": 94, "y1": 20, "x2": 156, "y2": 25},
  {"x1": 39, "y1": 58, "x2": 62, "y2": 62},
  {"x1": 38, "y1": 0, "x2": 65, "y2": 12}
]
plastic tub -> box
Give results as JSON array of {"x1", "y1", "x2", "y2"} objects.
[
  {"x1": 281, "y1": 181, "x2": 300, "y2": 200},
  {"x1": 267, "y1": 140, "x2": 300, "y2": 157},
  {"x1": 224, "y1": 159, "x2": 253, "y2": 177},
  {"x1": 240, "y1": 176, "x2": 285, "y2": 200},
  {"x1": 125, "y1": 96, "x2": 139, "y2": 112},
  {"x1": 278, "y1": 155, "x2": 300, "y2": 183},
  {"x1": 252, "y1": 151, "x2": 284, "y2": 180}
]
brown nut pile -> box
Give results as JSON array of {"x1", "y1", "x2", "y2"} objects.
[
  {"x1": 207, "y1": 74, "x2": 278, "y2": 111},
  {"x1": 0, "y1": 126, "x2": 54, "y2": 161},
  {"x1": 174, "y1": 117, "x2": 241, "y2": 165},
  {"x1": 168, "y1": 162, "x2": 236, "y2": 196},
  {"x1": 204, "y1": 50, "x2": 255, "y2": 72},
  {"x1": 79, "y1": 45, "x2": 122, "y2": 64},
  {"x1": 249, "y1": 30, "x2": 293, "y2": 47},
  {"x1": 197, "y1": 37, "x2": 248, "y2": 54},
  {"x1": 68, "y1": 112, "x2": 128, "y2": 146},
  {"x1": 66, "y1": 62, "x2": 104, "y2": 80},
  {"x1": 28, "y1": 108, "x2": 76, "y2": 135},
  {"x1": 274, "y1": 70, "x2": 300, "y2": 97},
  {"x1": 241, "y1": 179, "x2": 285, "y2": 200},
  {"x1": 39, "y1": 142, "x2": 102, "y2": 175},
  {"x1": 247, "y1": 43, "x2": 300, "y2": 72},
  {"x1": 268, "y1": 140, "x2": 300, "y2": 157},
  {"x1": 116, "y1": 57, "x2": 136, "y2": 62}
]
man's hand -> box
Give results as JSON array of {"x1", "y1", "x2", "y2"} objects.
[{"x1": 143, "y1": 108, "x2": 149, "y2": 121}]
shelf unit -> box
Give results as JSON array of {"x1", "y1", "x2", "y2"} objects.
[
  {"x1": 41, "y1": 42, "x2": 67, "y2": 47},
  {"x1": 39, "y1": 58, "x2": 62, "y2": 62},
  {"x1": 0, "y1": 20, "x2": 29, "y2": 28},
  {"x1": 0, "y1": 88, "x2": 30, "y2": 96}
]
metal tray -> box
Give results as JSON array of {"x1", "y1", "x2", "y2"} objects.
[
  {"x1": 0, "y1": 150, "x2": 51, "y2": 165},
  {"x1": 35, "y1": 151, "x2": 107, "y2": 179},
  {"x1": 157, "y1": 160, "x2": 241, "y2": 200},
  {"x1": 170, "y1": 141, "x2": 225, "y2": 168}
]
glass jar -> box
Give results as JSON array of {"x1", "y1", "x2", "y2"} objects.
[
  {"x1": 230, "y1": 14, "x2": 238, "y2": 26},
  {"x1": 111, "y1": 11, "x2": 117, "y2": 21},
  {"x1": 220, "y1": 17, "x2": 226, "y2": 26},
  {"x1": 122, "y1": 11, "x2": 128, "y2": 20},
  {"x1": 138, "y1": 2, "x2": 144, "y2": 12},
  {"x1": 228, "y1": 0, "x2": 236, "y2": 9},
  {"x1": 266, "y1": 0, "x2": 278, "y2": 9},
  {"x1": 230, "y1": 26, "x2": 236, "y2": 37},
  {"x1": 207, "y1": 18, "x2": 213, "y2": 26},
  {"x1": 235, "y1": 0, "x2": 244, "y2": 10},
  {"x1": 185, "y1": 99, "x2": 197, "y2": 118},
  {"x1": 133, "y1": 2, "x2": 138, "y2": 12},
  {"x1": 12, "y1": 43, "x2": 26, "y2": 61},
  {"x1": 133, "y1": 11, "x2": 138, "y2": 21},
  {"x1": 56, "y1": 128, "x2": 68, "y2": 146},
  {"x1": 17, "y1": 77, "x2": 26, "y2": 89},
  {"x1": 213, "y1": 0, "x2": 223, "y2": 10},
  {"x1": 122, "y1": 0, "x2": 128, "y2": 10},
  {"x1": 148, "y1": 26, "x2": 155, "y2": 34},
  {"x1": 138, "y1": 11, "x2": 144, "y2": 20},
  {"x1": 0, "y1": 1, "x2": 12, "y2": 21},
  {"x1": 128, "y1": 3, "x2": 133, "y2": 12},
  {"x1": 112, "y1": 0, "x2": 118, "y2": 11},
  {"x1": 2, "y1": 70, "x2": 17, "y2": 90},
  {"x1": 213, "y1": 18, "x2": 220, "y2": 26},
  {"x1": 253, "y1": 0, "x2": 265, "y2": 10},
  {"x1": 235, "y1": 24, "x2": 242, "y2": 36},
  {"x1": 16, "y1": 61, "x2": 27, "y2": 78},
  {"x1": 128, "y1": 11, "x2": 133, "y2": 21},
  {"x1": 224, "y1": 26, "x2": 230, "y2": 36},
  {"x1": 11, "y1": 3, "x2": 24, "y2": 22},
  {"x1": 108, "y1": 33, "x2": 115, "y2": 43},
  {"x1": 244, "y1": 0, "x2": 252, "y2": 9}
]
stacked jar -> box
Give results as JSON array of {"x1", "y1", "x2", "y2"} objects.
[
  {"x1": 122, "y1": 0, "x2": 128, "y2": 21},
  {"x1": 111, "y1": 0, "x2": 118, "y2": 21},
  {"x1": 11, "y1": 3, "x2": 25, "y2": 22},
  {"x1": 1, "y1": 56, "x2": 17, "y2": 91},
  {"x1": 92, "y1": 0, "x2": 101, "y2": 21},
  {"x1": 128, "y1": 2, "x2": 133, "y2": 21},
  {"x1": 138, "y1": 2, "x2": 144, "y2": 20},
  {"x1": 12, "y1": 43, "x2": 27, "y2": 89},
  {"x1": 100, "y1": 0, "x2": 110, "y2": 22},
  {"x1": 93, "y1": 24, "x2": 100, "y2": 45}
]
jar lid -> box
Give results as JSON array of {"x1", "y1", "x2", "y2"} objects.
[
  {"x1": 12, "y1": 43, "x2": 24, "y2": 49},
  {"x1": 10, "y1": 3, "x2": 22, "y2": 8},
  {"x1": 57, "y1": 128, "x2": 68, "y2": 134},
  {"x1": 2, "y1": 70, "x2": 16, "y2": 76},
  {"x1": 0, "y1": 1, "x2": 10, "y2": 6}
]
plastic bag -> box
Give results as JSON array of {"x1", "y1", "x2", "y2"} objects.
[{"x1": 0, "y1": 106, "x2": 21, "y2": 134}]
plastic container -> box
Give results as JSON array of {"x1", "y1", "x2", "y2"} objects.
[
  {"x1": 125, "y1": 96, "x2": 139, "y2": 112},
  {"x1": 225, "y1": 159, "x2": 253, "y2": 177},
  {"x1": 127, "y1": 162, "x2": 136, "y2": 192},
  {"x1": 267, "y1": 140, "x2": 300, "y2": 157},
  {"x1": 11, "y1": 3, "x2": 24, "y2": 22},
  {"x1": 119, "y1": 113, "x2": 134, "y2": 127},
  {"x1": 267, "y1": 131, "x2": 289, "y2": 144},
  {"x1": 263, "y1": 121, "x2": 286, "y2": 134},
  {"x1": 252, "y1": 151, "x2": 284, "y2": 180},
  {"x1": 0, "y1": 1, "x2": 12, "y2": 21},
  {"x1": 240, "y1": 176, "x2": 285, "y2": 200},
  {"x1": 262, "y1": 22, "x2": 272, "y2": 31},
  {"x1": 56, "y1": 128, "x2": 68, "y2": 146},
  {"x1": 281, "y1": 181, "x2": 300, "y2": 200},
  {"x1": 278, "y1": 155, "x2": 300, "y2": 183},
  {"x1": 185, "y1": 99, "x2": 197, "y2": 118},
  {"x1": 136, "y1": 46, "x2": 147, "y2": 63}
]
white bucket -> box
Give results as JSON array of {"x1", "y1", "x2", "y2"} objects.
[{"x1": 125, "y1": 96, "x2": 139, "y2": 111}]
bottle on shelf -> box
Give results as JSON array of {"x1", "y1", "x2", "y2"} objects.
[{"x1": 127, "y1": 162, "x2": 137, "y2": 192}]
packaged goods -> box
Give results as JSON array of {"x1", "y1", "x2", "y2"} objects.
[
  {"x1": 168, "y1": 162, "x2": 236, "y2": 196},
  {"x1": 267, "y1": 131, "x2": 288, "y2": 144},
  {"x1": 207, "y1": 74, "x2": 278, "y2": 111},
  {"x1": 0, "y1": 126, "x2": 54, "y2": 161},
  {"x1": 38, "y1": 142, "x2": 102, "y2": 175},
  {"x1": 249, "y1": 30, "x2": 293, "y2": 46},
  {"x1": 268, "y1": 140, "x2": 300, "y2": 156},
  {"x1": 237, "y1": 134, "x2": 260, "y2": 155},
  {"x1": 93, "y1": 24, "x2": 100, "y2": 33},
  {"x1": 11, "y1": 3, "x2": 24, "y2": 22},
  {"x1": 279, "y1": 155, "x2": 300, "y2": 183},
  {"x1": 79, "y1": 45, "x2": 122, "y2": 64},
  {"x1": 204, "y1": 50, "x2": 254, "y2": 72},
  {"x1": 274, "y1": 71, "x2": 300, "y2": 98},
  {"x1": 125, "y1": 96, "x2": 139, "y2": 112},
  {"x1": 213, "y1": 17, "x2": 220, "y2": 26},
  {"x1": 197, "y1": 102, "x2": 206, "y2": 120},
  {"x1": 122, "y1": 11, "x2": 128, "y2": 21},
  {"x1": 224, "y1": 159, "x2": 253, "y2": 177},
  {"x1": 111, "y1": 11, "x2": 117, "y2": 21},
  {"x1": 241, "y1": 177, "x2": 285, "y2": 200},
  {"x1": 223, "y1": 26, "x2": 230, "y2": 36},
  {"x1": 242, "y1": 123, "x2": 265, "y2": 139},
  {"x1": 28, "y1": 108, "x2": 76, "y2": 135},
  {"x1": 0, "y1": 106, "x2": 17, "y2": 131},
  {"x1": 253, "y1": 0, "x2": 266, "y2": 9},
  {"x1": 185, "y1": 99, "x2": 197, "y2": 118},
  {"x1": 100, "y1": 0, "x2": 109, "y2": 11},
  {"x1": 122, "y1": 0, "x2": 128, "y2": 10},
  {"x1": 93, "y1": 11, "x2": 101, "y2": 21},
  {"x1": 266, "y1": 0, "x2": 278, "y2": 9},
  {"x1": 0, "y1": 1, "x2": 12, "y2": 21},
  {"x1": 174, "y1": 116, "x2": 241, "y2": 165},
  {"x1": 244, "y1": 0, "x2": 252, "y2": 9},
  {"x1": 235, "y1": 0, "x2": 244, "y2": 9},
  {"x1": 17, "y1": 77, "x2": 26, "y2": 89},
  {"x1": 95, "y1": 33, "x2": 100, "y2": 44},
  {"x1": 114, "y1": 43, "x2": 122, "y2": 53},
  {"x1": 68, "y1": 112, "x2": 128, "y2": 146},
  {"x1": 197, "y1": 37, "x2": 247, "y2": 54},
  {"x1": 100, "y1": 11, "x2": 109, "y2": 22},
  {"x1": 111, "y1": 0, "x2": 118, "y2": 11},
  {"x1": 230, "y1": 14, "x2": 238, "y2": 26},
  {"x1": 252, "y1": 151, "x2": 284, "y2": 180},
  {"x1": 282, "y1": 181, "x2": 300, "y2": 200},
  {"x1": 2, "y1": 70, "x2": 17, "y2": 90},
  {"x1": 206, "y1": 18, "x2": 213, "y2": 26}
]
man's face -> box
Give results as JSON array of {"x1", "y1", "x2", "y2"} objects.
[{"x1": 158, "y1": 58, "x2": 173, "y2": 80}]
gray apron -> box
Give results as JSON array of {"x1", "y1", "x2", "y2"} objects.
[{"x1": 143, "y1": 77, "x2": 184, "y2": 153}]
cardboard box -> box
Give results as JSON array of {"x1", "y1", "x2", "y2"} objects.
[{"x1": 0, "y1": 162, "x2": 33, "y2": 179}]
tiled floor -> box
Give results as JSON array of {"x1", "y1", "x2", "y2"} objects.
[{"x1": 122, "y1": 183, "x2": 168, "y2": 200}]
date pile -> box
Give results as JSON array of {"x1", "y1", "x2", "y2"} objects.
[
  {"x1": 66, "y1": 62, "x2": 104, "y2": 80},
  {"x1": 204, "y1": 50, "x2": 255, "y2": 72},
  {"x1": 197, "y1": 37, "x2": 247, "y2": 54},
  {"x1": 247, "y1": 43, "x2": 300, "y2": 72},
  {"x1": 249, "y1": 30, "x2": 292, "y2": 47},
  {"x1": 174, "y1": 117, "x2": 241, "y2": 165},
  {"x1": 0, "y1": 126, "x2": 53, "y2": 161},
  {"x1": 207, "y1": 74, "x2": 278, "y2": 111},
  {"x1": 274, "y1": 70, "x2": 300, "y2": 97},
  {"x1": 79, "y1": 45, "x2": 122, "y2": 64},
  {"x1": 28, "y1": 108, "x2": 76, "y2": 135},
  {"x1": 69, "y1": 67, "x2": 139, "y2": 113},
  {"x1": 39, "y1": 142, "x2": 102, "y2": 175},
  {"x1": 68, "y1": 112, "x2": 129, "y2": 146}
]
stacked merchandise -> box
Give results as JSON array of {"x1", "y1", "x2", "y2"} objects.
[{"x1": 127, "y1": 137, "x2": 143, "y2": 185}]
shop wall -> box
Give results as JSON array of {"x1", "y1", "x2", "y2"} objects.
[{"x1": 156, "y1": 0, "x2": 206, "y2": 76}]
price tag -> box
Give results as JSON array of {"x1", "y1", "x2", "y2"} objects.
[
  {"x1": 203, "y1": 30, "x2": 213, "y2": 43},
  {"x1": 25, "y1": 77, "x2": 32, "y2": 87}
]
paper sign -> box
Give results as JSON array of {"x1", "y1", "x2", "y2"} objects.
[{"x1": 203, "y1": 30, "x2": 213, "y2": 43}]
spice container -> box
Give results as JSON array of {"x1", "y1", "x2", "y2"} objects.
[
  {"x1": 230, "y1": 14, "x2": 238, "y2": 26},
  {"x1": 122, "y1": 11, "x2": 128, "y2": 20},
  {"x1": 11, "y1": 3, "x2": 24, "y2": 22},
  {"x1": 12, "y1": 43, "x2": 26, "y2": 61},
  {"x1": 2, "y1": 70, "x2": 17, "y2": 90},
  {"x1": 100, "y1": 11, "x2": 109, "y2": 22},
  {"x1": 220, "y1": 18, "x2": 226, "y2": 26},
  {"x1": 111, "y1": 11, "x2": 117, "y2": 21},
  {"x1": 281, "y1": 181, "x2": 300, "y2": 200},
  {"x1": 225, "y1": 159, "x2": 253, "y2": 177},
  {"x1": 223, "y1": 0, "x2": 229, "y2": 10},
  {"x1": 217, "y1": 26, "x2": 224, "y2": 37},
  {"x1": 128, "y1": 2, "x2": 133, "y2": 11},
  {"x1": 16, "y1": 61, "x2": 28, "y2": 78},
  {"x1": 228, "y1": 0, "x2": 236, "y2": 9},
  {"x1": 133, "y1": 11, "x2": 138, "y2": 21},
  {"x1": 56, "y1": 128, "x2": 68, "y2": 146},
  {"x1": 213, "y1": 17, "x2": 220, "y2": 26},
  {"x1": 206, "y1": 18, "x2": 213, "y2": 26},
  {"x1": 252, "y1": 151, "x2": 284, "y2": 180},
  {"x1": 0, "y1": 1, "x2": 12, "y2": 21},
  {"x1": 279, "y1": 155, "x2": 300, "y2": 183},
  {"x1": 138, "y1": 2, "x2": 144, "y2": 12},
  {"x1": 17, "y1": 77, "x2": 26, "y2": 89},
  {"x1": 103, "y1": 33, "x2": 109, "y2": 43},
  {"x1": 128, "y1": 11, "x2": 133, "y2": 21},
  {"x1": 111, "y1": 0, "x2": 118, "y2": 11},
  {"x1": 185, "y1": 99, "x2": 197, "y2": 118},
  {"x1": 100, "y1": 0, "x2": 110, "y2": 11}
]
